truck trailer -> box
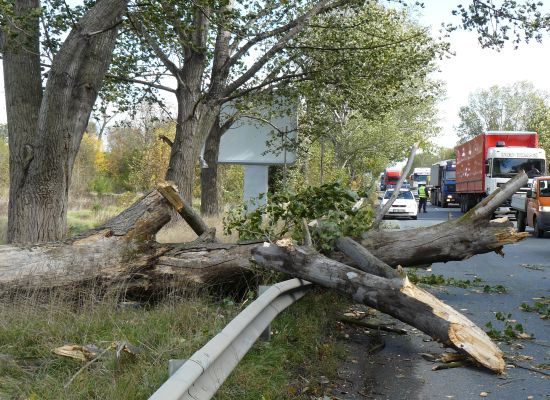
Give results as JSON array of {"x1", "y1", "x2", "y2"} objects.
[
  {"x1": 455, "y1": 131, "x2": 546, "y2": 213},
  {"x1": 430, "y1": 160, "x2": 457, "y2": 208}
]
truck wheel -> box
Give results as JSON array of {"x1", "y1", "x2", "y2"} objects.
[
  {"x1": 534, "y1": 218, "x2": 545, "y2": 238},
  {"x1": 442, "y1": 201, "x2": 448, "y2": 208},
  {"x1": 517, "y1": 211, "x2": 526, "y2": 232}
]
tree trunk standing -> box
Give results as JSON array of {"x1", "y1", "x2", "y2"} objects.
[
  {"x1": 3, "y1": 0, "x2": 128, "y2": 244},
  {"x1": 2, "y1": 0, "x2": 43, "y2": 242},
  {"x1": 165, "y1": 83, "x2": 201, "y2": 204},
  {"x1": 163, "y1": 7, "x2": 215, "y2": 205},
  {"x1": 200, "y1": 115, "x2": 223, "y2": 216}
]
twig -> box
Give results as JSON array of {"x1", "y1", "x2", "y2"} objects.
[
  {"x1": 64, "y1": 347, "x2": 110, "y2": 389},
  {"x1": 506, "y1": 361, "x2": 550, "y2": 377},
  {"x1": 367, "y1": 340, "x2": 385, "y2": 354},
  {"x1": 432, "y1": 360, "x2": 468, "y2": 371},
  {"x1": 338, "y1": 316, "x2": 407, "y2": 335}
]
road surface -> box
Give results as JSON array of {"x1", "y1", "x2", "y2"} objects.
[{"x1": 333, "y1": 203, "x2": 550, "y2": 400}]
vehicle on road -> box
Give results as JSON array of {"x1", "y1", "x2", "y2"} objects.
[
  {"x1": 409, "y1": 167, "x2": 430, "y2": 189},
  {"x1": 455, "y1": 131, "x2": 546, "y2": 213},
  {"x1": 381, "y1": 168, "x2": 402, "y2": 191},
  {"x1": 430, "y1": 159, "x2": 457, "y2": 208},
  {"x1": 511, "y1": 176, "x2": 550, "y2": 237},
  {"x1": 381, "y1": 189, "x2": 418, "y2": 220}
]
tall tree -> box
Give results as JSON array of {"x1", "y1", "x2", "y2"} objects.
[
  {"x1": 105, "y1": 0, "x2": 361, "y2": 204},
  {"x1": 1, "y1": 0, "x2": 128, "y2": 243},
  {"x1": 456, "y1": 81, "x2": 547, "y2": 142}
]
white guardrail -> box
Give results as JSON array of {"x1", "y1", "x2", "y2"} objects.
[{"x1": 149, "y1": 278, "x2": 312, "y2": 400}]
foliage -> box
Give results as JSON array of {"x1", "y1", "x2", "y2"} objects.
[
  {"x1": 295, "y1": 4, "x2": 445, "y2": 182},
  {"x1": 224, "y1": 182, "x2": 373, "y2": 251},
  {"x1": 482, "y1": 284, "x2": 507, "y2": 294},
  {"x1": 71, "y1": 132, "x2": 107, "y2": 196},
  {"x1": 219, "y1": 165, "x2": 245, "y2": 205},
  {"x1": 456, "y1": 82, "x2": 548, "y2": 142},
  {"x1": 485, "y1": 312, "x2": 530, "y2": 343},
  {"x1": 452, "y1": 1, "x2": 550, "y2": 49},
  {"x1": 520, "y1": 297, "x2": 549, "y2": 319},
  {"x1": 407, "y1": 270, "x2": 484, "y2": 288},
  {"x1": 105, "y1": 111, "x2": 174, "y2": 193}
]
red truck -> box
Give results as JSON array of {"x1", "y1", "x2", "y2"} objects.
[
  {"x1": 381, "y1": 169, "x2": 401, "y2": 191},
  {"x1": 455, "y1": 131, "x2": 546, "y2": 213}
]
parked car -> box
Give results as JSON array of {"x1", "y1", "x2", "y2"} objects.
[{"x1": 381, "y1": 189, "x2": 418, "y2": 219}]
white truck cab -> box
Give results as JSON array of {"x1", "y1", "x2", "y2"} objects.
[{"x1": 485, "y1": 147, "x2": 546, "y2": 196}]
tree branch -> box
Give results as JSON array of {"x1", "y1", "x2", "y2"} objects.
[
  {"x1": 372, "y1": 143, "x2": 418, "y2": 229},
  {"x1": 128, "y1": 14, "x2": 181, "y2": 80},
  {"x1": 222, "y1": 0, "x2": 351, "y2": 96}
]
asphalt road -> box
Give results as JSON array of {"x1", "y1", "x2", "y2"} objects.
[{"x1": 346, "y1": 203, "x2": 550, "y2": 400}]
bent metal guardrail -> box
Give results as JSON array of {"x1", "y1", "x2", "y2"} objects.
[{"x1": 149, "y1": 278, "x2": 312, "y2": 400}]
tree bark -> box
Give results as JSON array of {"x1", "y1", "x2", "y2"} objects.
[
  {"x1": 251, "y1": 243, "x2": 505, "y2": 373},
  {"x1": 3, "y1": 0, "x2": 128, "y2": 244},
  {"x1": 361, "y1": 172, "x2": 530, "y2": 267},
  {"x1": 200, "y1": 115, "x2": 223, "y2": 216},
  {"x1": 1, "y1": 173, "x2": 530, "y2": 289}
]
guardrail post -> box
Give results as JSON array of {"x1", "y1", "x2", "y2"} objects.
[{"x1": 258, "y1": 285, "x2": 271, "y2": 341}]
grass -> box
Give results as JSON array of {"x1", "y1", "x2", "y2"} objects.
[{"x1": 0, "y1": 287, "x2": 348, "y2": 399}]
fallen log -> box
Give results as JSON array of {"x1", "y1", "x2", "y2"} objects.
[
  {"x1": 251, "y1": 243, "x2": 505, "y2": 373},
  {"x1": 0, "y1": 187, "x2": 255, "y2": 293},
  {"x1": 0, "y1": 174, "x2": 529, "y2": 290},
  {"x1": 361, "y1": 172, "x2": 530, "y2": 267}
]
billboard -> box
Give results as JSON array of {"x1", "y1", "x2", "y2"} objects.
[{"x1": 217, "y1": 99, "x2": 297, "y2": 165}]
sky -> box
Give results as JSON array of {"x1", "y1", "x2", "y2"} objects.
[
  {"x1": 2, "y1": 1, "x2": 550, "y2": 150},
  {"x1": 415, "y1": 0, "x2": 550, "y2": 148}
]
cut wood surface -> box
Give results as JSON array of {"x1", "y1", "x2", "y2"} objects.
[{"x1": 252, "y1": 243, "x2": 505, "y2": 373}]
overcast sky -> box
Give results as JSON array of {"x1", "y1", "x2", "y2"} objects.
[
  {"x1": 2, "y1": 1, "x2": 550, "y2": 150},
  {"x1": 415, "y1": 0, "x2": 550, "y2": 148}
]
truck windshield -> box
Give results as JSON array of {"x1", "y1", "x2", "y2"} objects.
[
  {"x1": 445, "y1": 171, "x2": 456, "y2": 180},
  {"x1": 540, "y1": 180, "x2": 550, "y2": 197},
  {"x1": 412, "y1": 175, "x2": 428, "y2": 182},
  {"x1": 492, "y1": 159, "x2": 545, "y2": 178}
]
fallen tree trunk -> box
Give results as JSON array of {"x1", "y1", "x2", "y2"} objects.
[
  {"x1": 0, "y1": 187, "x2": 256, "y2": 293},
  {"x1": 361, "y1": 172, "x2": 530, "y2": 267},
  {"x1": 251, "y1": 243, "x2": 505, "y2": 373},
  {"x1": 1, "y1": 177, "x2": 524, "y2": 374},
  {"x1": 0, "y1": 174, "x2": 530, "y2": 290}
]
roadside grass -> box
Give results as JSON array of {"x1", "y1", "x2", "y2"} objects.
[{"x1": 0, "y1": 287, "x2": 347, "y2": 399}]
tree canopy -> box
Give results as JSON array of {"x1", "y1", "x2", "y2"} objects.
[{"x1": 456, "y1": 81, "x2": 548, "y2": 142}]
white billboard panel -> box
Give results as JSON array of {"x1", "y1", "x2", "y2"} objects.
[{"x1": 217, "y1": 99, "x2": 297, "y2": 165}]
